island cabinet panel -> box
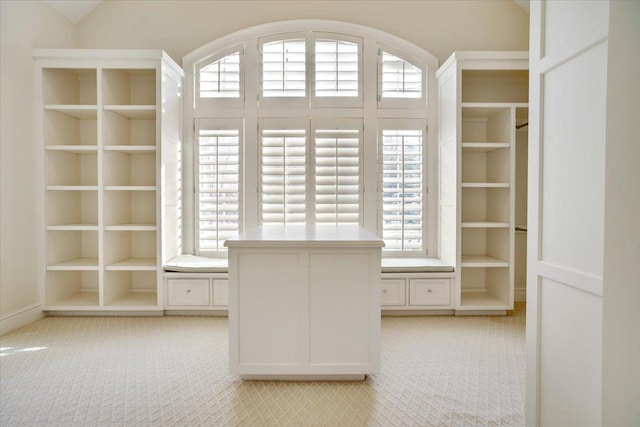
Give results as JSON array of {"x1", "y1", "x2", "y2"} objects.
[{"x1": 227, "y1": 225, "x2": 383, "y2": 380}]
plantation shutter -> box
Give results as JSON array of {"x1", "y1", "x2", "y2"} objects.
[
  {"x1": 260, "y1": 120, "x2": 307, "y2": 224},
  {"x1": 381, "y1": 51, "x2": 422, "y2": 99},
  {"x1": 314, "y1": 121, "x2": 362, "y2": 224},
  {"x1": 261, "y1": 39, "x2": 306, "y2": 97},
  {"x1": 314, "y1": 39, "x2": 358, "y2": 97},
  {"x1": 197, "y1": 120, "x2": 241, "y2": 253},
  {"x1": 381, "y1": 125, "x2": 425, "y2": 253},
  {"x1": 199, "y1": 51, "x2": 241, "y2": 98}
]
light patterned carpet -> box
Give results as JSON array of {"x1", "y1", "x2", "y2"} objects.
[{"x1": 0, "y1": 304, "x2": 525, "y2": 426}]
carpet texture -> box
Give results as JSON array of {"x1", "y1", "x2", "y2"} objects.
[{"x1": 0, "y1": 304, "x2": 525, "y2": 426}]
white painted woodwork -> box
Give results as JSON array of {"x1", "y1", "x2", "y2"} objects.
[
  {"x1": 527, "y1": 1, "x2": 611, "y2": 425},
  {"x1": 167, "y1": 279, "x2": 210, "y2": 306},
  {"x1": 182, "y1": 21, "x2": 439, "y2": 257},
  {"x1": 163, "y1": 273, "x2": 229, "y2": 311},
  {"x1": 381, "y1": 279, "x2": 406, "y2": 306},
  {"x1": 409, "y1": 279, "x2": 451, "y2": 306},
  {"x1": 436, "y1": 52, "x2": 528, "y2": 313},
  {"x1": 212, "y1": 279, "x2": 229, "y2": 307},
  {"x1": 226, "y1": 224, "x2": 383, "y2": 379},
  {"x1": 35, "y1": 49, "x2": 184, "y2": 311}
]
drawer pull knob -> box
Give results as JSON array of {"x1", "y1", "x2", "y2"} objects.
[
  {"x1": 186, "y1": 289, "x2": 191, "y2": 293},
  {"x1": 427, "y1": 289, "x2": 432, "y2": 293},
  {"x1": 382, "y1": 289, "x2": 388, "y2": 294}
]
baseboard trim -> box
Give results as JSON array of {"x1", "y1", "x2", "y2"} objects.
[
  {"x1": 0, "y1": 304, "x2": 44, "y2": 336},
  {"x1": 515, "y1": 288, "x2": 527, "y2": 302}
]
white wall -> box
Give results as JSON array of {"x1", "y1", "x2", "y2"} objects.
[
  {"x1": 0, "y1": 0, "x2": 76, "y2": 333},
  {"x1": 77, "y1": 0, "x2": 529, "y2": 64}
]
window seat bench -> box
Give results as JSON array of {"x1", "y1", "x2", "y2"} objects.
[
  {"x1": 163, "y1": 254, "x2": 455, "y2": 313},
  {"x1": 163, "y1": 254, "x2": 454, "y2": 274}
]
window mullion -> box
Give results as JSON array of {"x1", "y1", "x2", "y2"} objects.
[
  {"x1": 401, "y1": 135, "x2": 405, "y2": 252},
  {"x1": 307, "y1": 118, "x2": 314, "y2": 224}
]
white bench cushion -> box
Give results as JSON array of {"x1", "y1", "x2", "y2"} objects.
[
  {"x1": 381, "y1": 258, "x2": 454, "y2": 273},
  {"x1": 165, "y1": 255, "x2": 454, "y2": 274},
  {"x1": 164, "y1": 254, "x2": 228, "y2": 273}
]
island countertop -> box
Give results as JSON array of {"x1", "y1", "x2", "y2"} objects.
[{"x1": 224, "y1": 224, "x2": 385, "y2": 248}]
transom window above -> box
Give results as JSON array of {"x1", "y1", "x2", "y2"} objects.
[
  {"x1": 199, "y1": 51, "x2": 241, "y2": 98},
  {"x1": 262, "y1": 39, "x2": 306, "y2": 97},
  {"x1": 314, "y1": 39, "x2": 359, "y2": 97},
  {"x1": 381, "y1": 51, "x2": 423, "y2": 99},
  {"x1": 186, "y1": 22, "x2": 436, "y2": 258}
]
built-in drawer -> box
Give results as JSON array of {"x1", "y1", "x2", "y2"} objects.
[
  {"x1": 409, "y1": 279, "x2": 451, "y2": 306},
  {"x1": 212, "y1": 279, "x2": 229, "y2": 307},
  {"x1": 167, "y1": 279, "x2": 210, "y2": 306},
  {"x1": 381, "y1": 279, "x2": 406, "y2": 306}
]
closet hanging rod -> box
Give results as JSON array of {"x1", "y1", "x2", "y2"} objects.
[{"x1": 516, "y1": 122, "x2": 529, "y2": 130}]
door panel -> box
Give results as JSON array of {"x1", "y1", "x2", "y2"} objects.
[{"x1": 527, "y1": 1, "x2": 609, "y2": 425}]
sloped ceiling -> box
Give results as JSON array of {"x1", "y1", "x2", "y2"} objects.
[{"x1": 43, "y1": 0, "x2": 529, "y2": 25}]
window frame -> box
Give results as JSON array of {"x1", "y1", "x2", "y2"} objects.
[
  {"x1": 195, "y1": 44, "x2": 245, "y2": 110},
  {"x1": 258, "y1": 32, "x2": 308, "y2": 109},
  {"x1": 258, "y1": 117, "x2": 310, "y2": 225},
  {"x1": 183, "y1": 20, "x2": 439, "y2": 258},
  {"x1": 310, "y1": 32, "x2": 364, "y2": 108},
  {"x1": 377, "y1": 44, "x2": 428, "y2": 109},
  {"x1": 194, "y1": 118, "x2": 244, "y2": 256},
  {"x1": 378, "y1": 118, "x2": 428, "y2": 257}
]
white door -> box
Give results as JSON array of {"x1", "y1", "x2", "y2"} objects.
[{"x1": 526, "y1": 1, "x2": 610, "y2": 425}]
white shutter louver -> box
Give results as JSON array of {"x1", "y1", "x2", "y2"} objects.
[
  {"x1": 198, "y1": 128, "x2": 240, "y2": 252},
  {"x1": 381, "y1": 129, "x2": 423, "y2": 252},
  {"x1": 381, "y1": 52, "x2": 422, "y2": 99},
  {"x1": 261, "y1": 128, "x2": 307, "y2": 223},
  {"x1": 262, "y1": 39, "x2": 306, "y2": 97},
  {"x1": 315, "y1": 40, "x2": 358, "y2": 97},
  {"x1": 199, "y1": 52, "x2": 240, "y2": 98},
  {"x1": 315, "y1": 129, "x2": 361, "y2": 223}
]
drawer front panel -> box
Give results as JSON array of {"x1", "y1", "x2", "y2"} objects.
[
  {"x1": 213, "y1": 279, "x2": 229, "y2": 307},
  {"x1": 409, "y1": 279, "x2": 451, "y2": 306},
  {"x1": 381, "y1": 279, "x2": 406, "y2": 306},
  {"x1": 167, "y1": 279, "x2": 210, "y2": 306}
]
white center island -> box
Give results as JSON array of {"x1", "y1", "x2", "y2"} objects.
[{"x1": 225, "y1": 225, "x2": 384, "y2": 380}]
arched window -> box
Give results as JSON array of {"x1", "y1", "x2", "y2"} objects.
[{"x1": 183, "y1": 20, "x2": 437, "y2": 258}]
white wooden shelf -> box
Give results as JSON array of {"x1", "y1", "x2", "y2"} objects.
[
  {"x1": 44, "y1": 105, "x2": 98, "y2": 119},
  {"x1": 46, "y1": 145, "x2": 98, "y2": 153},
  {"x1": 46, "y1": 185, "x2": 98, "y2": 191},
  {"x1": 47, "y1": 257, "x2": 99, "y2": 270},
  {"x1": 47, "y1": 223, "x2": 99, "y2": 231},
  {"x1": 461, "y1": 142, "x2": 510, "y2": 151},
  {"x1": 459, "y1": 290, "x2": 509, "y2": 308},
  {"x1": 106, "y1": 258, "x2": 157, "y2": 270},
  {"x1": 47, "y1": 291, "x2": 99, "y2": 308},
  {"x1": 105, "y1": 291, "x2": 157, "y2": 307},
  {"x1": 461, "y1": 102, "x2": 529, "y2": 109},
  {"x1": 105, "y1": 223, "x2": 156, "y2": 231},
  {"x1": 105, "y1": 186, "x2": 157, "y2": 193},
  {"x1": 103, "y1": 105, "x2": 156, "y2": 120},
  {"x1": 104, "y1": 145, "x2": 157, "y2": 153},
  {"x1": 461, "y1": 255, "x2": 509, "y2": 267},
  {"x1": 461, "y1": 182, "x2": 510, "y2": 188},
  {"x1": 461, "y1": 221, "x2": 510, "y2": 228}
]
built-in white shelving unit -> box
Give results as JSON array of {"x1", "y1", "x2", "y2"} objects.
[
  {"x1": 36, "y1": 50, "x2": 183, "y2": 312},
  {"x1": 437, "y1": 52, "x2": 528, "y2": 313}
]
